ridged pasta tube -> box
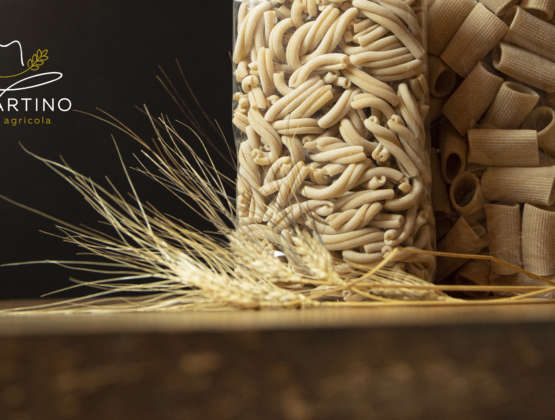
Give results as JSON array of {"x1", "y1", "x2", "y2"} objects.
[
  {"x1": 521, "y1": 0, "x2": 555, "y2": 21},
  {"x1": 428, "y1": 55, "x2": 458, "y2": 98},
  {"x1": 505, "y1": 7, "x2": 555, "y2": 62},
  {"x1": 439, "y1": 122, "x2": 467, "y2": 183},
  {"x1": 482, "y1": 81, "x2": 540, "y2": 129},
  {"x1": 481, "y1": 165, "x2": 555, "y2": 206},
  {"x1": 443, "y1": 62, "x2": 504, "y2": 135},
  {"x1": 437, "y1": 217, "x2": 489, "y2": 281},
  {"x1": 441, "y1": 3, "x2": 508, "y2": 77},
  {"x1": 480, "y1": 0, "x2": 519, "y2": 16},
  {"x1": 493, "y1": 42, "x2": 555, "y2": 93},
  {"x1": 449, "y1": 172, "x2": 485, "y2": 220},
  {"x1": 485, "y1": 203, "x2": 522, "y2": 275},
  {"x1": 522, "y1": 106, "x2": 555, "y2": 157},
  {"x1": 522, "y1": 204, "x2": 555, "y2": 276},
  {"x1": 467, "y1": 129, "x2": 540, "y2": 166},
  {"x1": 427, "y1": 0, "x2": 476, "y2": 55}
]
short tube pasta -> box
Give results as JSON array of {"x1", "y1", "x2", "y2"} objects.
[
  {"x1": 467, "y1": 129, "x2": 540, "y2": 166},
  {"x1": 427, "y1": 0, "x2": 476, "y2": 55},
  {"x1": 522, "y1": 106, "x2": 555, "y2": 157},
  {"x1": 428, "y1": 55, "x2": 458, "y2": 98},
  {"x1": 522, "y1": 204, "x2": 555, "y2": 276},
  {"x1": 482, "y1": 81, "x2": 540, "y2": 129},
  {"x1": 493, "y1": 43, "x2": 555, "y2": 93},
  {"x1": 485, "y1": 203, "x2": 522, "y2": 275},
  {"x1": 449, "y1": 172, "x2": 485, "y2": 220},
  {"x1": 443, "y1": 62, "x2": 504, "y2": 135},
  {"x1": 520, "y1": 0, "x2": 555, "y2": 21},
  {"x1": 437, "y1": 217, "x2": 489, "y2": 281},
  {"x1": 481, "y1": 165, "x2": 555, "y2": 206},
  {"x1": 480, "y1": 0, "x2": 520, "y2": 16},
  {"x1": 504, "y1": 7, "x2": 555, "y2": 62},
  {"x1": 441, "y1": 3, "x2": 508, "y2": 77},
  {"x1": 439, "y1": 122, "x2": 467, "y2": 183}
]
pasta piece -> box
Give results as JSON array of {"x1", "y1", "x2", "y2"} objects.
[
  {"x1": 457, "y1": 260, "x2": 491, "y2": 285},
  {"x1": 353, "y1": 0, "x2": 425, "y2": 58},
  {"x1": 233, "y1": 1, "x2": 273, "y2": 63},
  {"x1": 522, "y1": 204, "x2": 555, "y2": 276},
  {"x1": 493, "y1": 43, "x2": 555, "y2": 93},
  {"x1": 521, "y1": 0, "x2": 555, "y2": 21},
  {"x1": 269, "y1": 18, "x2": 294, "y2": 63},
  {"x1": 428, "y1": 55, "x2": 457, "y2": 98},
  {"x1": 480, "y1": 0, "x2": 519, "y2": 16},
  {"x1": 522, "y1": 106, "x2": 555, "y2": 157},
  {"x1": 485, "y1": 203, "x2": 522, "y2": 275},
  {"x1": 431, "y1": 151, "x2": 453, "y2": 214},
  {"x1": 321, "y1": 228, "x2": 385, "y2": 251},
  {"x1": 318, "y1": 88, "x2": 356, "y2": 128},
  {"x1": 449, "y1": 172, "x2": 485, "y2": 221},
  {"x1": 481, "y1": 165, "x2": 555, "y2": 206},
  {"x1": 439, "y1": 122, "x2": 467, "y2": 183},
  {"x1": 441, "y1": 3, "x2": 508, "y2": 77},
  {"x1": 482, "y1": 81, "x2": 540, "y2": 129},
  {"x1": 443, "y1": 62, "x2": 504, "y2": 135},
  {"x1": 437, "y1": 217, "x2": 489, "y2": 281},
  {"x1": 467, "y1": 129, "x2": 540, "y2": 167},
  {"x1": 289, "y1": 53, "x2": 350, "y2": 87},
  {"x1": 427, "y1": 0, "x2": 476, "y2": 55},
  {"x1": 505, "y1": 7, "x2": 555, "y2": 62},
  {"x1": 274, "y1": 118, "x2": 324, "y2": 135},
  {"x1": 342, "y1": 66, "x2": 400, "y2": 106}
]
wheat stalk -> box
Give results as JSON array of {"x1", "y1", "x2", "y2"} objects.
[{"x1": 0, "y1": 71, "x2": 553, "y2": 313}]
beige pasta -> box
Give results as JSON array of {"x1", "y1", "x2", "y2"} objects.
[
  {"x1": 505, "y1": 6, "x2": 555, "y2": 62},
  {"x1": 441, "y1": 3, "x2": 508, "y2": 77},
  {"x1": 439, "y1": 122, "x2": 467, "y2": 183},
  {"x1": 233, "y1": 0, "x2": 434, "y2": 278},
  {"x1": 427, "y1": 0, "x2": 476, "y2": 55},
  {"x1": 480, "y1": 0, "x2": 519, "y2": 16},
  {"x1": 467, "y1": 129, "x2": 540, "y2": 166},
  {"x1": 443, "y1": 61, "x2": 504, "y2": 135},
  {"x1": 437, "y1": 217, "x2": 489, "y2": 281},
  {"x1": 520, "y1": 0, "x2": 555, "y2": 21},
  {"x1": 522, "y1": 106, "x2": 555, "y2": 157},
  {"x1": 482, "y1": 82, "x2": 540, "y2": 129},
  {"x1": 428, "y1": 55, "x2": 458, "y2": 98},
  {"x1": 493, "y1": 42, "x2": 555, "y2": 93},
  {"x1": 522, "y1": 204, "x2": 555, "y2": 276},
  {"x1": 481, "y1": 165, "x2": 555, "y2": 206},
  {"x1": 457, "y1": 260, "x2": 491, "y2": 285},
  {"x1": 449, "y1": 172, "x2": 485, "y2": 221},
  {"x1": 485, "y1": 203, "x2": 522, "y2": 275}
]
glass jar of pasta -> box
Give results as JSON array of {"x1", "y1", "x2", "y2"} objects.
[
  {"x1": 428, "y1": 0, "x2": 555, "y2": 289},
  {"x1": 232, "y1": 0, "x2": 435, "y2": 281}
]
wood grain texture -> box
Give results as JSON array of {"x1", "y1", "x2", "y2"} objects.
[{"x1": 0, "y1": 302, "x2": 554, "y2": 420}]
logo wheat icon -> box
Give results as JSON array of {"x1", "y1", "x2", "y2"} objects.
[
  {"x1": 0, "y1": 45, "x2": 49, "y2": 79},
  {"x1": 27, "y1": 49, "x2": 49, "y2": 72}
]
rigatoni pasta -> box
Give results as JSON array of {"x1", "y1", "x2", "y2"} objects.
[
  {"x1": 233, "y1": 0, "x2": 434, "y2": 280},
  {"x1": 482, "y1": 81, "x2": 540, "y2": 128},
  {"x1": 441, "y1": 3, "x2": 508, "y2": 76},
  {"x1": 522, "y1": 203, "x2": 555, "y2": 276},
  {"x1": 431, "y1": 0, "x2": 555, "y2": 284}
]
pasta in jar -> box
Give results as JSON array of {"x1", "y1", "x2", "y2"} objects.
[
  {"x1": 429, "y1": 0, "x2": 555, "y2": 287},
  {"x1": 232, "y1": 0, "x2": 435, "y2": 281}
]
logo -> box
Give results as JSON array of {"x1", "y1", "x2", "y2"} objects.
[{"x1": 1, "y1": 40, "x2": 72, "y2": 127}]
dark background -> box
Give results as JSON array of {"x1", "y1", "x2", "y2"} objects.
[{"x1": 0, "y1": 1, "x2": 234, "y2": 298}]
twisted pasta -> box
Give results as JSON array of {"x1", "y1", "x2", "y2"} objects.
[{"x1": 233, "y1": 0, "x2": 433, "y2": 278}]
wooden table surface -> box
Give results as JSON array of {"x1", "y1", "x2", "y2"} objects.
[{"x1": 1, "y1": 301, "x2": 554, "y2": 420}]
